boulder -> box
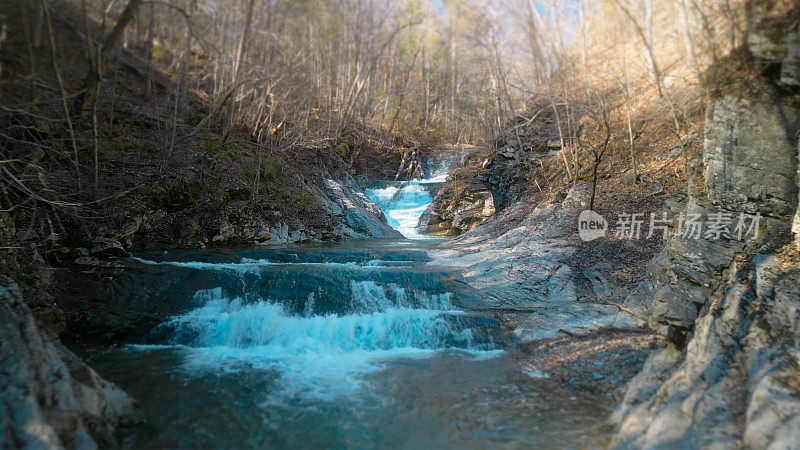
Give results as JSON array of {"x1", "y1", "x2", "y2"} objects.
[
  {"x1": 211, "y1": 223, "x2": 235, "y2": 243},
  {"x1": 88, "y1": 237, "x2": 129, "y2": 258},
  {"x1": 422, "y1": 181, "x2": 496, "y2": 236}
]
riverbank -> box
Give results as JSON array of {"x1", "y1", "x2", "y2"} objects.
[
  {"x1": 429, "y1": 180, "x2": 662, "y2": 407},
  {"x1": 3, "y1": 0, "x2": 799, "y2": 447},
  {"x1": 0, "y1": 6, "x2": 444, "y2": 445}
]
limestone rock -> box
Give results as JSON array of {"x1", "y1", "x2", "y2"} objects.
[
  {"x1": 624, "y1": 84, "x2": 799, "y2": 340},
  {"x1": 623, "y1": 172, "x2": 638, "y2": 185},
  {"x1": 255, "y1": 229, "x2": 272, "y2": 242},
  {"x1": 747, "y1": 0, "x2": 800, "y2": 88},
  {"x1": 322, "y1": 178, "x2": 401, "y2": 240},
  {"x1": 703, "y1": 94, "x2": 799, "y2": 218},
  {"x1": 211, "y1": 223, "x2": 235, "y2": 243},
  {"x1": 611, "y1": 9, "x2": 800, "y2": 445},
  {"x1": 422, "y1": 180, "x2": 496, "y2": 236},
  {"x1": 610, "y1": 253, "x2": 800, "y2": 449},
  {"x1": 431, "y1": 182, "x2": 637, "y2": 341}
]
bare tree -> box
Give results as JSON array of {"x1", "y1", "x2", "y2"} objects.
[
  {"x1": 584, "y1": 97, "x2": 613, "y2": 212},
  {"x1": 72, "y1": 0, "x2": 144, "y2": 116}
]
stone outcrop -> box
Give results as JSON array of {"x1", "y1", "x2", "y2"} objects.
[
  {"x1": 432, "y1": 182, "x2": 637, "y2": 340},
  {"x1": 488, "y1": 108, "x2": 564, "y2": 209},
  {"x1": 747, "y1": 0, "x2": 800, "y2": 88},
  {"x1": 612, "y1": 249, "x2": 800, "y2": 449},
  {"x1": 610, "y1": 3, "x2": 800, "y2": 446},
  {"x1": 623, "y1": 82, "x2": 800, "y2": 340},
  {"x1": 206, "y1": 177, "x2": 401, "y2": 246},
  {"x1": 704, "y1": 93, "x2": 799, "y2": 217},
  {"x1": 0, "y1": 276, "x2": 142, "y2": 449},
  {"x1": 320, "y1": 178, "x2": 401, "y2": 240},
  {"x1": 421, "y1": 110, "x2": 563, "y2": 237},
  {"x1": 421, "y1": 170, "x2": 496, "y2": 236},
  {"x1": 55, "y1": 173, "x2": 401, "y2": 252}
]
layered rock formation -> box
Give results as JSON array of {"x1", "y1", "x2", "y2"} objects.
[
  {"x1": 0, "y1": 276, "x2": 142, "y2": 449},
  {"x1": 422, "y1": 112, "x2": 562, "y2": 236},
  {"x1": 610, "y1": 2, "x2": 800, "y2": 446},
  {"x1": 487, "y1": 110, "x2": 562, "y2": 210},
  {"x1": 421, "y1": 167, "x2": 496, "y2": 236},
  {"x1": 320, "y1": 178, "x2": 402, "y2": 240},
  {"x1": 432, "y1": 182, "x2": 636, "y2": 340}
]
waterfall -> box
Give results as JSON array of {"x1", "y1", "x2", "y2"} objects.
[
  {"x1": 129, "y1": 250, "x2": 498, "y2": 401},
  {"x1": 366, "y1": 161, "x2": 449, "y2": 238}
]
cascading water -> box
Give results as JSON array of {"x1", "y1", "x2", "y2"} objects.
[
  {"x1": 75, "y1": 197, "x2": 612, "y2": 448},
  {"x1": 366, "y1": 161, "x2": 449, "y2": 238},
  {"x1": 136, "y1": 260, "x2": 494, "y2": 401}
]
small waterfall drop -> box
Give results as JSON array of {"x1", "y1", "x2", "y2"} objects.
[
  {"x1": 85, "y1": 245, "x2": 610, "y2": 449},
  {"x1": 128, "y1": 249, "x2": 497, "y2": 401},
  {"x1": 366, "y1": 161, "x2": 449, "y2": 238}
]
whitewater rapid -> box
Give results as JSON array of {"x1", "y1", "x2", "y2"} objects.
[
  {"x1": 128, "y1": 253, "x2": 497, "y2": 401},
  {"x1": 366, "y1": 161, "x2": 448, "y2": 238},
  {"x1": 86, "y1": 245, "x2": 611, "y2": 448}
]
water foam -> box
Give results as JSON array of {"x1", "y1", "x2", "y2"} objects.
[
  {"x1": 139, "y1": 282, "x2": 492, "y2": 401},
  {"x1": 366, "y1": 183, "x2": 432, "y2": 238},
  {"x1": 366, "y1": 160, "x2": 450, "y2": 238},
  {"x1": 131, "y1": 256, "x2": 410, "y2": 271},
  {"x1": 131, "y1": 256, "x2": 273, "y2": 274},
  {"x1": 349, "y1": 280, "x2": 455, "y2": 312}
]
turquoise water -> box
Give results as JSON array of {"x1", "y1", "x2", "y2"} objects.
[
  {"x1": 80, "y1": 242, "x2": 611, "y2": 448},
  {"x1": 365, "y1": 162, "x2": 448, "y2": 238},
  {"x1": 77, "y1": 166, "x2": 611, "y2": 448}
]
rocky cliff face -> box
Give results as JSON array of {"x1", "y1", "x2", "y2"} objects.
[
  {"x1": 421, "y1": 164, "x2": 496, "y2": 236},
  {"x1": 611, "y1": 3, "x2": 800, "y2": 447},
  {"x1": 0, "y1": 276, "x2": 142, "y2": 449}
]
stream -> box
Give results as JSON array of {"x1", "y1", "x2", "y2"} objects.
[{"x1": 77, "y1": 166, "x2": 612, "y2": 449}]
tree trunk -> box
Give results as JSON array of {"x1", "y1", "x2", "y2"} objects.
[
  {"x1": 590, "y1": 156, "x2": 599, "y2": 211},
  {"x1": 614, "y1": 0, "x2": 665, "y2": 98},
  {"x1": 623, "y1": 44, "x2": 637, "y2": 184},
  {"x1": 144, "y1": 1, "x2": 154, "y2": 97},
  {"x1": 42, "y1": 0, "x2": 80, "y2": 186},
  {"x1": 32, "y1": 1, "x2": 44, "y2": 49},
  {"x1": 222, "y1": 0, "x2": 257, "y2": 143},
  {"x1": 71, "y1": 0, "x2": 144, "y2": 117}
]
